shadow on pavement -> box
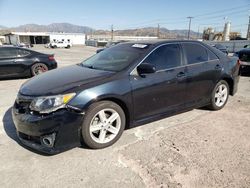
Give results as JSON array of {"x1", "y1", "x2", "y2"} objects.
[{"x1": 3, "y1": 107, "x2": 19, "y2": 142}]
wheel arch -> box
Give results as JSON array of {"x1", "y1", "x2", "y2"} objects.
[
  {"x1": 220, "y1": 76, "x2": 234, "y2": 95},
  {"x1": 81, "y1": 96, "x2": 131, "y2": 130},
  {"x1": 98, "y1": 97, "x2": 131, "y2": 129}
]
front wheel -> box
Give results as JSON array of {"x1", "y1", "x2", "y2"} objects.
[
  {"x1": 81, "y1": 101, "x2": 126, "y2": 149},
  {"x1": 208, "y1": 80, "x2": 229, "y2": 110}
]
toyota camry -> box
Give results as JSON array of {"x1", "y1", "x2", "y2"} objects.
[{"x1": 12, "y1": 40, "x2": 240, "y2": 154}]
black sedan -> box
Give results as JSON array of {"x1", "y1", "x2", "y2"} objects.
[
  {"x1": 12, "y1": 40, "x2": 240, "y2": 154},
  {"x1": 0, "y1": 46, "x2": 57, "y2": 79},
  {"x1": 234, "y1": 48, "x2": 250, "y2": 74}
]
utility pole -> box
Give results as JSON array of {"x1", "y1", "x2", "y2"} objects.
[
  {"x1": 111, "y1": 24, "x2": 114, "y2": 41},
  {"x1": 157, "y1": 24, "x2": 160, "y2": 38},
  {"x1": 187, "y1": 16, "x2": 193, "y2": 40},
  {"x1": 247, "y1": 16, "x2": 250, "y2": 39},
  {"x1": 197, "y1": 25, "x2": 200, "y2": 39}
]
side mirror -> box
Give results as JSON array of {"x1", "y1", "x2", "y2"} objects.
[
  {"x1": 96, "y1": 48, "x2": 104, "y2": 53},
  {"x1": 137, "y1": 63, "x2": 156, "y2": 75}
]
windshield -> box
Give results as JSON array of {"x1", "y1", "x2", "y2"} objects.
[{"x1": 81, "y1": 43, "x2": 149, "y2": 72}]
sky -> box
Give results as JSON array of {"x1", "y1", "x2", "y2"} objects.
[{"x1": 0, "y1": 0, "x2": 249, "y2": 36}]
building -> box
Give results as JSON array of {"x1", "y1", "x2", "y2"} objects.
[
  {"x1": 4, "y1": 32, "x2": 86, "y2": 45},
  {"x1": 0, "y1": 36, "x2": 5, "y2": 45},
  {"x1": 86, "y1": 35, "x2": 158, "y2": 47}
]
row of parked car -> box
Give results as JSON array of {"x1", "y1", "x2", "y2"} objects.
[
  {"x1": 0, "y1": 41, "x2": 249, "y2": 80},
  {"x1": 0, "y1": 41, "x2": 250, "y2": 80}
]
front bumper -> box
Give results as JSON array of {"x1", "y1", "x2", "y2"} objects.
[{"x1": 12, "y1": 107, "x2": 84, "y2": 154}]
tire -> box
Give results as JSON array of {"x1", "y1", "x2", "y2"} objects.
[
  {"x1": 81, "y1": 101, "x2": 126, "y2": 149},
  {"x1": 208, "y1": 80, "x2": 229, "y2": 110},
  {"x1": 66, "y1": 45, "x2": 70, "y2": 49},
  {"x1": 31, "y1": 63, "x2": 49, "y2": 76},
  {"x1": 53, "y1": 45, "x2": 57, "y2": 48}
]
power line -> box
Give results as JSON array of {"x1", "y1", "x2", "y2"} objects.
[
  {"x1": 116, "y1": 3, "x2": 249, "y2": 29},
  {"x1": 193, "y1": 4, "x2": 250, "y2": 18},
  {"x1": 194, "y1": 9, "x2": 250, "y2": 21}
]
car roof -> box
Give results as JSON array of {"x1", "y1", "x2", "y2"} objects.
[
  {"x1": 0, "y1": 46, "x2": 34, "y2": 52},
  {"x1": 124, "y1": 39, "x2": 204, "y2": 46},
  {"x1": 238, "y1": 48, "x2": 250, "y2": 53}
]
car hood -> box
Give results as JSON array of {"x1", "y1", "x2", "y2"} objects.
[{"x1": 20, "y1": 65, "x2": 115, "y2": 96}]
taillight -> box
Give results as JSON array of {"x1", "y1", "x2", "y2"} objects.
[
  {"x1": 237, "y1": 59, "x2": 241, "y2": 66},
  {"x1": 48, "y1": 55, "x2": 55, "y2": 61}
]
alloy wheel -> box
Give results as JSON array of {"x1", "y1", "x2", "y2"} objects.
[
  {"x1": 214, "y1": 84, "x2": 228, "y2": 107},
  {"x1": 89, "y1": 108, "x2": 121, "y2": 144},
  {"x1": 32, "y1": 63, "x2": 48, "y2": 75}
]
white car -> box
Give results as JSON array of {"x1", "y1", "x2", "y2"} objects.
[{"x1": 49, "y1": 41, "x2": 72, "y2": 49}]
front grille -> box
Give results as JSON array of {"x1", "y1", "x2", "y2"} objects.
[{"x1": 15, "y1": 94, "x2": 34, "y2": 114}]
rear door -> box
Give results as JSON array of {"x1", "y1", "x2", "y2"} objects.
[
  {"x1": 130, "y1": 43, "x2": 188, "y2": 121},
  {"x1": 181, "y1": 43, "x2": 221, "y2": 107}
]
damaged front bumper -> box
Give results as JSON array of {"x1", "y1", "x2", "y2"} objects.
[{"x1": 12, "y1": 105, "x2": 84, "y2": 154}]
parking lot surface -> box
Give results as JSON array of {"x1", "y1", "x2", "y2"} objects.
[{"x1": 0, "y1": 46, "x2": 250, "y2": 188}]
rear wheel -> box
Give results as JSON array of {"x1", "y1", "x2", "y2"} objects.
[
  {"x1": 208, "y1": 80, "x2": 229, "y2": 110},
  {"x1": 81, "y1": 101, "x2": 126, "y2": 149},
  {"x1": 31, "y1": 63, "x2": 48, "y2": 76}
]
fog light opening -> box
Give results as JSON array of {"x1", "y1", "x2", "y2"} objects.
[{"x1": 41, "y1": 133, "x2": 56, "y2": 148}]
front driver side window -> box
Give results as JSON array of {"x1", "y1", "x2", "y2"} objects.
[{"x1": 143, "y1": 44, "x2": 181, "y2": 71}]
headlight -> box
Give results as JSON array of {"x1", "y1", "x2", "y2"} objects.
[{"x1": 30, "y1": 93, "x2": 76, "y2": 114}]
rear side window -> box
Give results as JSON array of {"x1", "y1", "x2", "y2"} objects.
[
  {"x1": 0, "y1": 48, "x2": 17, "y2": 58},
  {"x1": 17, "y1": 49, "x2": 30, "y2": 57},
  {"x1": 207, "y1": 50, "x2": 218, "y2": 60},
  {"x1": 182, "y1": 43, "x2": 208, "y2": 64},
  {"x1": 144, "y1": 44, "x2": 181, "y2": 71}
]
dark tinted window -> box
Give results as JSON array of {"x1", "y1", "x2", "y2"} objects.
[
  {"x1": 239, "y1": 52, "x2": 250, "y2": 62},
  {"x1": 183, "y1": 43, "x2": 208, "y2": 64},
  {"x1": 144, "y1": 44, "x2": 181, "y2": 71},
  {"x1": 207, "y1": 50, "x2": 218, "y2": 60},
  {"x1": 0, "y1": 48, "x2": 17, "y2": 58},
  {"x1": 17, "y1": 49, "x2": 30, "y2": 57}
]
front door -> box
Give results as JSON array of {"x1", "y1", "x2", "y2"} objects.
[{"x1": 130, "y1": 43, "x2": 188, "y2": 121}]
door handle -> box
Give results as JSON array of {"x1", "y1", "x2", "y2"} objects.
[
  {"x1": 177, "y1": 72, "x2": 186, "y2": 78},
  {"x1": 215, "y1": 64, "x2": 222, "y2": 70}
]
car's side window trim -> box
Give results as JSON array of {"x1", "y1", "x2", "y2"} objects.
[{"x1": 130, "y1": 42, "x2": 183, "y2": 75}]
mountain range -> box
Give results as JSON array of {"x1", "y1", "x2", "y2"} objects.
[{"x1": 0, "y1": 23, "x2": 199, "y2": 39}]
